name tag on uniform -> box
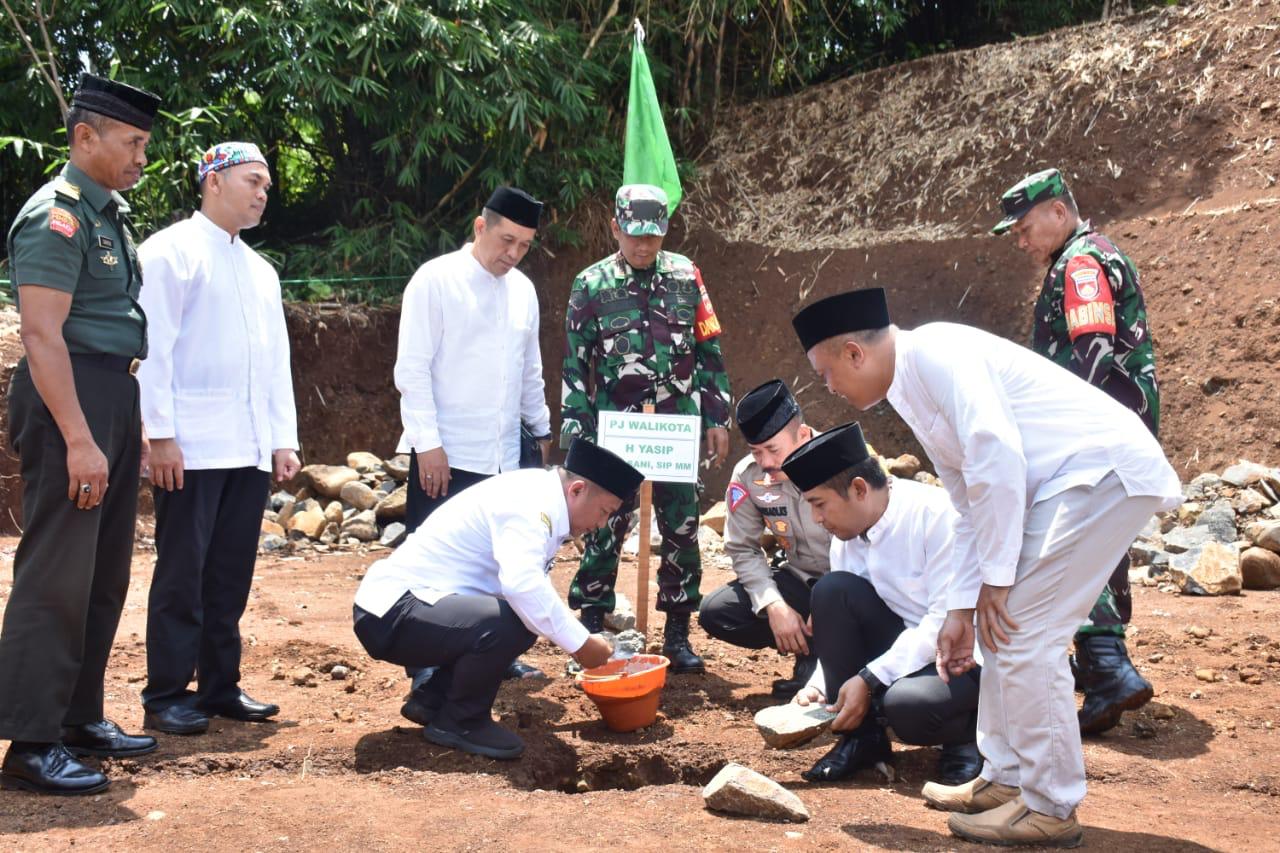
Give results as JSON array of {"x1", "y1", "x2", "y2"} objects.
[{"x1": 97, "y1": 235, "x2": 115, "y2": 250}]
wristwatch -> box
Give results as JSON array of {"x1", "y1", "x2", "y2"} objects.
[{"x1": 857, "y1": 666, "x2": 887, "y2": 696}]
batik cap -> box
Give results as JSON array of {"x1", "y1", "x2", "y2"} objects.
[
  {"x1": 991, "y1": 168, "x2": 1069, "y2": 235},
  {"x1": 615, "y1": 184, "x2": 669, "y2": 236},
  {"x1": 198, "y1": 141, "x2": 269, "y2": 183}
]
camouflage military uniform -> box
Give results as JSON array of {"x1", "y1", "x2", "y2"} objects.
[
  {"x1": 561, "y1": 249, "x2": 732, "y2": 615},
  {"x1": 996, "y1": 170, "x2": 1160, "y2": 638}
]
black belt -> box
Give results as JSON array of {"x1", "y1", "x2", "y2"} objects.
[{"x1": 69, "y1": 352, "x2": 134, "y2": 373}]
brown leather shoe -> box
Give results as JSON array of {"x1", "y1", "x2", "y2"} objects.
[
  {"x1": 922, "y1": 775, "x2": 1019, "y2": 814},
  {"x1": 947, "y1": 796, "x2": 1083, "y2": 848}
]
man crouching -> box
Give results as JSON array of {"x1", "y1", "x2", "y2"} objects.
[
  {"x1": 353, "y1": 439, "x2": 643, "y2": 759},
  {"x1": 780, "y1": 422, "x2": 982, "y2": 786}
]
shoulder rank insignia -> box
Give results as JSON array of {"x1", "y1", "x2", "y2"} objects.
[
  {"x1": 540, "y1": 512, "x2": 553, "y2": 534},
  {"x1": 53, "y1": 178, "x2": 81, "y2": 203}
]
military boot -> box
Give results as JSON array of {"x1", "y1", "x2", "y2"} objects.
[
  {"x1": 1076, "y1": 633, "x2": 1153, "y2": 734},
  {"x1": 662, "y1": 612, "x2": 705, "y2": 674},
  {"x1": 580, "y1": 608, "x2": 606, "y2": 634}
]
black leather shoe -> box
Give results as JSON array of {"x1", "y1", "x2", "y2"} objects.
[
  {"x1": 144, "y1": 705, "x2": 210, "y2": 735},
  {"x1": 662, "y1": 612, "x2": 705, "y2": 674},
  {"x1": 503, "y1": 658, "x2": 547, "y2": 680},
  {"x1": 0, "y1": 742, "x2": 110, "y2": 795},
  {"x1": 771, "y1": 655, "x2": 818, "y2": 699},
  {"x1": 802, "y1": 727, "x2": 893, "y2": 783},
  {"x1": 1076, "y1": 633, "x2": 1153, "y2": 735},
  {"x1": 580, "y1": 608, "x2": 606, "y2": 634},
  {"x1": 63, "y1": 719, "x2": 157, "y2": 758},
  {"x1": 199, "y1": 691, "x2": 280, "y2": 722},
  {"x1": 934, "y1": 741, "x2": 983, "y2": 786},
  {"x1": 400, "y1": 693, "x2": 440, "y2": 728}
]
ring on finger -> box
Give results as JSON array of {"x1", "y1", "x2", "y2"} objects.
[{"x1": 80, "y1": 483, "x2": 92, "y2": 494}]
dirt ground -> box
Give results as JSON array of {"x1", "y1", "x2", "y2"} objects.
[{"x1": 0, "y1": 532, "x2": 1276, "y2": 852}]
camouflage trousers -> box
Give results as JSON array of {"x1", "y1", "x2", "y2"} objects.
[
  {"x1": 1077, "y1": 553, "x2": 1132, "y2": 637},
  {"x1": 569, "y1": 481, "x2": 702, "y2": 615}
]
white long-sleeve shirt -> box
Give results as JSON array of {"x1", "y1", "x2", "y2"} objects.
[
  {"x1": 353, "y1": 468, "x2": 589, "y2": 654},
  {"x1": 884, "y1": 323, "x2": 1182, "y2": 610},
  {"x1": 136, "y1": 212, "x2": 298, "y2": 471},
  {"x1": 394, "y1": 244, "x2": 551, "y2": 473},
  {"x1": 805, "y1": 477, "x2": 962, "y2": 695}
]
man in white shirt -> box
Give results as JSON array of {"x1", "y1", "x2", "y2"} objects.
[
  {"x1": 136, "y1": 142, "x2": 300, "y2": 736},
  {"x1": 394, "y1": 186, "x2": 551, "y2": 532},
  {"x1": 394, "y1": 186, "x2": 551, "y2": 689},
  {"x1": 791, "y1": 288, "x2": 1181, "y2": 848},
  {"x1": 353, "y1": 440, "x2": 641, "y2": 760},
  {"x1": 778, "y1": 422, "x2": 981, "y2": 787},
  {"x1": 698, "y1": 380, "x2": 832, "y2": 698}
]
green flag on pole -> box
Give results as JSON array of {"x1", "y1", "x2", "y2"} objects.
[{"x1": 624, "y1": 21, "x2": 682, "y2": 213}]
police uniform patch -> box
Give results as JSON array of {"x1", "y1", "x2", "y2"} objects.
[
  {"x1": 693, "y1": 267, "x2": 722, "y2": 342},
  {"x1": 48, "y1": 207, "x2": 79, "y2": 239},
  {"x1": 757, "y1": 492, "x2": 782, "y2": 504},
  {"x1": 727, "y1": 482, "x2": 748, "y2": 511}
]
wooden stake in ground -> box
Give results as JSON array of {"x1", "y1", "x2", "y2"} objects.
[{"x1": 636, "y1": 403, "x2": 655, "y2": 634}]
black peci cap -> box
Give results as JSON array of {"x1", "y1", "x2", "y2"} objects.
[
  {"x1": 791, "y1": 287, "x2": 891, "y2": 352},
  {"x1": 779, "y1": 421, "x2": 871, "y2": 492},
  {"x1": 735, "y1": 379, "x2": 800, "y2": 445},
  {"x1": 71, "y1": 73, "x2": 161, "y2": 132},
  {"x1": 565, "y1": 438, "x2": 644, "y2": 500},
  {"x1": 484, "y1": 186, "x2": 543, "y2": 229}
]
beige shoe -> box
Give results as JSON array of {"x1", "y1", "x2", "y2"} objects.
[
  {"x1": 922, "y1": 776, "x2": 1020, "y2": 814},
  {"x1": 947, "y1": 796, "x2": 1083, "y2": 848}
]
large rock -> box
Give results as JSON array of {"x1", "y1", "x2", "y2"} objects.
[
  {"x1": 1161, "y1": 525, "x2": 1216, "y2": 555},
  {"x1": 261, "y1": 519, "x2": 285, "y2": 537},
  {"x1": 346, "y1": 451, "x2": 383, "y2": 474},
  {"x1": 887, "y1": 454, "x2": 921, "y2": 479},
  {"x1": 1129, "y1": 541, "x2": 1166, "y2": 569},
  {"x1": 1245, "y1": 520, "x2": 1280, "y2": 553},
  {"x1": 375, "y1": 485, "x2": 407, "y2": 521},
  {"x1": 302, "y1": 464, "x2": 361, "y2": 499},
  {"x1": 287, "y1": 506, "x2": 327, "y2": 540},
  {"x1": 339, "y1": 480, "x2": 379, "y2": 511},
  {"x1": 701, "y1": 763, "x2": 809, "y2": 823},
  {"x1": 753, "y1": 703, "x2": 836, "y2": 749},
  {"x1": 383, "y1": 454, "x2": 411, "y2": 482},
  {"x1": 1183, "y1": 473, "x2": 1223, "y2": 501},
  {"x1": 1222, "y1": 460, "x2": 1273, "y2": 488},
  {"x1": 604, "y1": 592, "x2": 637, "y2": 632},
  {"x1": 379, "y1": 522, "x2": 407, "y2": 548},
  {"x1": 1233, "y1": 488, "x2": 1270, "y2": 515},
  {"x1": 340, "y1": 510, "x2": 379, "y2": 542},
  {"x1": 1240, "y1": 547, "x2": 1280, "y2": 590},
  {"x1": 1194, "y1": 500, "x2": 1238, "y2": 542},
  {"x1": 1168, "y1": 541, "x2": 1242, "y2": 595},
  {"x1": 324, "y1": 501, "x2": 345, "y2": 525},
  {"x1": 701, "y1": 501, "x2": 728, "y2": 536}
]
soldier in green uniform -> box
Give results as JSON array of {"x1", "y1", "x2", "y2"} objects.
[
  {"x1": 992, "y1": 167, "x2": 1157, "y2": 734},
  {"x1": 0, "y1": 74, "x2": 161, "y2": 795},
  {"x1": 561, "y1": 184, "x2": 732, "y2": 673}
]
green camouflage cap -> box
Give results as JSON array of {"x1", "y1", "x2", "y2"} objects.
[
  {"x1": 615, "y1": 184, "x2": 669, "y2": 236},
  {"x1": 991, "y1": 168, "x2": 1069, "y2": 235}
]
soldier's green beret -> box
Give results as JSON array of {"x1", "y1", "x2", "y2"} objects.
[
  {"x1": 991, "y1": 168, "x2": 1069, "y2": 235},
  {"x1": 615, "y1": 184, "x2": 669, "y2": 237}
]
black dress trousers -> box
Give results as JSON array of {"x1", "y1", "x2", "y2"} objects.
[
  {"x1": 142, "y1": 466, "x2": 270, "y2": 711},
  {"x1": 810, "y1": 571, "x2": 980, "y2": 745},
  {"x1": 698, "y1": 569, "x2": 816, "y2": 649},
  {"x1": 0, "y1": 357, "x2": 141, "y2": 741},
  {"x1": 404, "y1": 450, "x2": 490, "y2": 534}
]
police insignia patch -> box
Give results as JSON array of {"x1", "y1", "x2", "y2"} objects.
[
  {"x1": 727, "y1": 482, "x2": 748, "y2": 511},
  {"x1": 48, "y1": 207, "x2": 78, "y2": 239},
  {"x1": 758, "y1": 492, "x2": 782, "y2": 504}
]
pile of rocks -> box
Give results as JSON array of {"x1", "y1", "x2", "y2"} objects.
[
  {"x1": 259, "y1": 451, "x2": 409, "y2": 554},
  {"x1": 1131, "y1": 459, "x2": 1280, "y2": 595}
]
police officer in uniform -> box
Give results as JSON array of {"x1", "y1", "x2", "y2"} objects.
[
  {"x1": 992, "y1": 168, "x2": 1158, "y2": 734},
  {"x1": 561, "y1": 184, "x2": 732, "y2": 673},
  {"x1": 0, "y1": 74, "x2": 161, "y2": 795},
  {"x1": 698, "y1": 380, "x2": 832, "y2": 697}
]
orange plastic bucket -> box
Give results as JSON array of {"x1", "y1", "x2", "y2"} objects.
[{"x1": 578, "y1": 654, "x2": 670, "y2": 732}]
